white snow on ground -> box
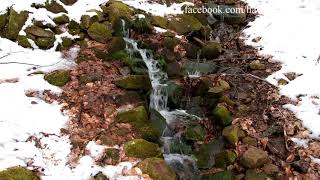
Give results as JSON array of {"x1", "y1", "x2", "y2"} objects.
[
  {"x1": 243, "y1": 0, "x2": 320, "y2": 139},
  {"x1": 122, "y1": 0, "x2": 193, "y2": 17}
]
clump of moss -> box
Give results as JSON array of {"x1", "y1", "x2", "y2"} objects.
[
  {"x1": 137, "y1": 158, "x2": 177, "y2": 180},
  {"x1": 44, "y1": 70, "x2": 71, "y2": 86},
  {"x1": 104, "y1": 148, "x2": 120, "y2": 165},
  {"x1": 124, "y1": 139, "x2": 162, "y2": 159},
  {"x1": 0, "y1": 167, "x2": 40, "y2": 180},
  {"x1": 17, "y1": 35, "x2": 32, "y2": 48}
]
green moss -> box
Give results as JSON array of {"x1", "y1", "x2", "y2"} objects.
[
  {"x1": 184, "y1": 125, "x2": 206, "y2": 141},
  {"x1": 61, "y1": 37, "x2": 73, "y2": 48},
  {"x1": 53, "y1": 14, "x2": 69, "y2": 24},
  {"x1": 68, "y1": 20, "x2": 81, "y2": 35},
  {"x1": 139, "y1": 125, "x2": 161, "y2": 143},
  {"x1": 168, "y1": 14, "x2": 202, "y2": 34},
  {"x1": 80, "y1": 15, "x2": 91, "y2": 29},
  {"x1": 150, "y1": 16, "x2": 168, "y2": 29},
  {"x1": 35, "y1": 37, "x2": 55, "y2": 49},
  {"x1": 222, "y1": 125, "x2": 240, "y2": 145},
  {"x1": 213, "y1": 104, "x2": 232, "y2": 126},
  {"x1": 17, "y1": 35, "x2": 32, "y2": 48},
  {"x1": 124, "y1": 139, "x2": 162, "y2": 158},
  {"x1": 0, "y1": 167, "x2": 40, "y2": 180},
  {"x1": 114, "y1": 75, "x2": 151, "y2": 90},
  {"x1": 44, "y1": 70, "x2": 71, "y2": 86},
  {"x1": 132, "y1": 18, "x2": 154, "y2": 34},
  {"x1": 5, "y1": 8, "x2": 29, "y2": 40},
  {"x1": 45, "y1": 0, "x2": 67, "y2": 14},
  {"x1": 200, "y1": 42, "x2": 222, "y2": 60},
  {"x1": 116, "y1": 106, "x2": 148, "y2": 124},
  {"x1": 215, "y1": 150, "x2": 237, "y2": 168},
  {"x1": 109, "y1": 37, "x2": 126, "y2": 53},
  {"x1": 88, "y1": 22, "x2": 112, "y2": 43},
  {"x1": 137, "y1": 158, "x2": 177, "y2": 180},
  {"x1": 163, "y1": 37, "x2": 179, "y2": 50},
  {"x1": 0, "y1": 12, "x2": 8, "y2": 30},
  {"x1": 104, "y1": 148, "x2": 120, "y2": 165},
  {"x1": 104, "y1": 1, "x2": 133, "y2": 23}
]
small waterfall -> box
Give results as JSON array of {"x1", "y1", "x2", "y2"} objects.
[{"x1": 121, "y1": 19, "x2": 129, "y2": 38}]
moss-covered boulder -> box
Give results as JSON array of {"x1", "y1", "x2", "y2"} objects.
[
  {"x1": 80, "y1": 15, "x2": 91, "y2": 29},
  {"x1": 109, "y1": 37, "x2": 126, "y2": 53},
  {"x1": 68, "y1": 20, "x2": 81, "y2": 35},
  {"x1": 132, "y1": 17, "x2": 154, "y2": 34},
  {"x1": 168, "y1": 14, "x2": 202, "y2": 34},
  {"x1": 17, "y1": 35, "x2": 32, "y2": 48},
  {"x1": 53, "y1": 14, "x2": 69, "y2": 24},
  {"x1": 200, "y1": 42, "x2": 222, "y2": 60},
  {"x1": 242, "y1": 136, "x2": 257, "y2": 146},
  {"x1": 61, "y1": 37, "x2": 73, "y2": 48},
  {"x1": 194, "y1": 139, "x2": 225, "y2": 169},
  {"x1": 61, "y1": 0, "x2": 77, "y2": 5},
  {"x1": 88, "y1": 22, "x2": 112, "y2": 43},
  {"x1": 213, "y1": 104, "x2": 232, "y2": 126},
  {"x1": 137, "y1": 158, "x2": 177, "y2": 180},
  {"x1": 103, "y1": 148, "x2": 120, "y2": 165},
  {"x1": 25, "y1": 25, "x2": 55, "y2": 38},
  {"x1": 249, "y1": 60, "x2": 266, "y2": 70},
  {"x1": 166, "y1": 62, "x2": 181, "y2": 78},
  {"x1": 35, "y1": 37, "x2": 56, "y2": 49},
  {"x1": 44, "y1": 70, "x2": 71, "y2": 86},
  {"x1": 215, "y1": 150, "x2": 237, "y2": 168},
  {"x1": 124, "y1": 139, "x2": 162, "y2": 158},
  {"x1": 0, "y1": 167, "x2": 40, "y2": 180},
  {"x1": 240, "y1": 147, "x2": 269, "y2": 168},
  {"x1": 114, "y1": 75, "x2": 151, "y2": 90},
  {"x1": 222, "y1": 125, "x2": 243, "y2": 145},
  {"x1": 184, "y1": 124, "x2": 206, "y2": 141},
  {"x1": 207, "y1": 3, "x2": 246, "y2": 24},
  {"x1": 103, "y1": 1, "x2": 133, "y2": 23},
  {"x1": 151, "y1": 16, "x2": 168, "y2": 29},
  {"x1": 0, "y1": 12, "x2": 8, "y2": 30},
  {"x1": 45, "y1": 0, "x2": 67, "y2": 14},
  {"x1": 183, "y1": 42, "x2": 200, "y2": 59},
  {"x1": 5, "y1": 8, "x2": 29, "y2": 40},
  {"x1": 163, "y1": 37, "x2": 179, "y2": 50},
  {"x1": 201, "y1": 171, "x2": 235, "y2": 180}
]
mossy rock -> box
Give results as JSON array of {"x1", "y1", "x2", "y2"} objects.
[
  {"x1": 245, "y1": 169, "x2": 267, "y2": 180},
  {"x1": 209, "y1": 80, "x2": 230, "y2": 94},
  {"x1": 183, "y1": 42, "x2": 200, "y2": 59},
  {"x1": 115, "y1": 106, "x2": 148, "y2": 124},
  {"x1": 5, "y1": 8, "x2": 29, "y2": 40},
  {"x1": 168, "y1": 14, "x2": 202, "y2": 34},
  {"x1": 45, "y1": 0, "x2": 67, "y2": 14},
  {"x1": 79, "y1": 73, "x2": 102, "y2": 84},
  {"x1": 166, "y1": 81, "x2": 184, "y2": 109},
  {"x1": 242, "y1": 136, "x2": 257, "y2": 146},
  {"x1": 80, "y1": 15, "x2": 91, "y2": 29},
  {"x1": 240, "y1": 147, "x2": 269, "y2": 168},
  {"x1": 213, "y1": 104, "x2": 232, "y2": 126},
  {"x1": 60, "y1": 0, "x2": 77, "y2": 5},
  {"x1": 139, "y1": 125, "x2": 161, "y2": 143},
  {"x1": 114, "y1": 75, "x2": 151, "y2": 90},
  {"x1": 17, "y1": 35, "x2": 32, "y2": 48},
  {"x1": 124, "y1": 139, "x2": 162, "y2": 158},
  {"x1": 215, "y1": 150, "x2": 237, "y2": 168},
  {"x1": 61, "y1": 37, "x2": 73, "y2": 48},
  {"x1": 94, "y1": 172, "x2": 109, "y2": 180},
  {"x1": 88, "y1": 22, "x2": 112, "y2": 43},
  {"x1": 25, "y1": 25, "x2": 55, "y2": 38},
  {"x1": 249, "y1": 60, "x2": 266, "y2": 70},
  {"x1": 222, "y1": 125, "x2": 242, "y2": 145},
  {"x1": 132, "y1": 17, "x2": 154, "y2": 34},
  {"x1": 163, "y1": 37, "x2": 179, "y2": 50},
  {"x1": 137, "y1": 158, "x2": 177, "y2": 180},
  {"x1": 150, "y1": 16, "x2": 168, "y2": 29},
  {"x1": 200, "y1": 42, "x2": 222, "y2": 60},
  {"x1": 109, "y1": 37, "x2": 126, "y2": 53},
  {"x1": 112, "y1": 17, "x2": 131, "y2": 37},
  {"x1": 53, "y1": 14, "x2": 69, "y2": 24},
  {"x1": 184, "y1": 125, "x2": 206, "y2": 141},
  {"x1": 44, "y1": 70, "x2": 71, "y2": 86},
  {"x1": 0, "y1": 12, "x2": 8, "y2": 30},
  {"x1": 35, "y1": 37, "x2": 55, "y2": 49},
  {"x1": 104, "y1": 148, "x2": 120, "y2": 165},
  {"x1": 201, "y1": 171, "x2": 235, "y2": 180},
  {"x1": 194, "y1": 139, "x2": 225, "y2": 169},
  {"x1": 0, "y1": 167, "x2": 40, "y2": 180},
  {"x1": 68, "y1": 20, "x2": 81, "y2": 35},
  {"x1": 104, "y1": 1, "x2": 133, "y2": 23}
]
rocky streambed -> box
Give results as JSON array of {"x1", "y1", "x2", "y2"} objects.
[{"x1": 0, "y1": 0, "x2": 319, "y2": 179}]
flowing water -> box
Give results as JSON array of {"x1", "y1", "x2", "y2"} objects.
[{"x1": 122, "y1": 20, "x2": 198, "y2": 179}]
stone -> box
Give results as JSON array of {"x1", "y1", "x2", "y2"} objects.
[
  {"x1": 278, "y1": 78, "x2": 288, "y2": 85},
  {"x1": 200, "y1": 42, "x2": 222, "y2": 60},
  {"x1": 166, "y1": 62, "x2": 181, "y2": 78},
  {"x1": 53, "y1": 14, "x2": 69, "y2": 24},
  {"x1": 240, "y1": 146, "x2": 269, "y2": 168},
  {"x1": 137, "y1": 158, "x2": 177, "y2": 180},
  {"x1": 79, "y1": 73, "x2": 102, "y2": 85},
  {"x1": 25, "y1": 25, "x2": 55, "y2": 37},
  {"x1": 222, "y1": 125, "x2": 242, "y2": 145},
  {"x1": 184, "y1": 125, "x2": 206, "y2": 141},
  {"x1": 0, "y1": 12, "x2": 8, "y2": 30},
  {"x1": 44, "y1": 70, "x2": 71, "y2": 86},
  {"x1": 169, "y1": 139, "x2": 192, "y2": 155},
  {"x1": 35, "y1": 37, "x2": 56, "y2": 49},
  {"x1": 163, "y1": 37, "x2": 179, "y2": 50},
  {"x1": 103, "y1": 1, "x2": 133, "y2": 23},
  {"x1": 109, "y1": 37, "x2": 126, "y2": 53},
  {"x1": 161, "y1": 48, "x2": 181, "y2": 63},
  {"x1": 103, "y1": 148, "x2": 120, "y2": 165},
  {"x1": 88, "y1": 22, "x2": 112, "y2": 43},
  {"x1": 68, "y1": 20, "x2": 81, "y2": 35},
  {"x1": 133, "y1": 18, "x2": 154, "y2": 34},
  {"x1": 266, "y1": 137, "x2": 287, "y2": 159},
  {"x1": 17, "y1": 35, "x2": 32, "y2": 48},
  {"x1": 168, "y1": 14, "x2": 202, "y2": 34},
  {"x1": 263, "y1": 163, "x2": 279, "y2": 175},
  {"x1": 213, "y1": 104, "x2": 232, "y2": 126},
  {"x1": 150, "y1": 109, "x2": 167, "y2": 133},
  {"x1": 45, "y1": 0, "x2": 67, "y2": 14},
  {"x1": 166, "y1": 81, "x2": 184, "y2": 109},
  {"x1": 94, "y1": 172, "x2": 109, "y2": 180},
  {"x1": 61, "y1": 37, "x2": 73, "y2": 48},
  {"x1": 292, "y1": 159, "x2": 309, "y2": 173},
  {"x1": 242, "y1": 136, "x2": 257, "y2": 146},
  {"x1": 5, "y1": 8, "x2": 29, "y2": 40},
  {"x1": 249, "y1": 60, "x2": 266, "y2": 70},
  {"x1": 80, "y1": 15, "x2": 91, "y2": 29},
  {"x1": 183, "y1": 42, "x2": 200, "y2": 59},
  {"x1": 61, "y1": 0, "x2": 77, "y2": 5},
  {"x1": 182, "y1": 62, "x2": 218, "y2": 76},
  {"x1": 202, "y1": 171, "x2": 235, "y2": 180},
  {"x1": 245, "y1": 169, "x2": 267, "y2": 180},
  {"x1": 124, "y1": 139, "x2": 162, "y2": 158},
  {"x1": 0, "y1": 167, "x2": 40, "y2": 180},
  {"x1": 114, "y1": 75, "x2": 151, "y2": 90},
  {"x1": 194, "y1": 138, "x2": 225, "y2": 169},
  {"x1": 115, "y1": 106, "x2": 148, "y2": 125},
  {"x1": 215, "y1": 150, "x2": 237, "y2": 168},
  {"x1": 151, "y1": 15, "x2": 168, "y2": 29}
]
